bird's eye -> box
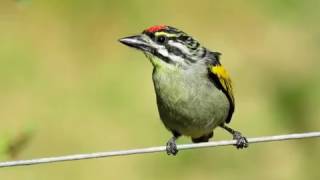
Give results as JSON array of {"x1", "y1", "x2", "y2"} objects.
[{"x1": 156, "y1": 35, "x2": 167, "y2": 44}]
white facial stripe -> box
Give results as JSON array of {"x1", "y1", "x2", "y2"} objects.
[
  {"x1": 146, "y1": 36, "x2": 189, "y2": 67},
  {"x1": 158, "y1": 46, "x2": 188, "y2": 66},
  {"x1": 158, "y1": 48, "x2": 169, "y2": 57},
  {"x1": 170, "y1": 54, "x2": 187, "y2": 65},
  {"x1": 168, "y1": 40, "x2": 191, "y2": 55}
]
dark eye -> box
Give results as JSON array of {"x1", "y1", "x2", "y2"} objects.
[{"x1": 156, "y1": 35, "x2": 167, "y2": 44}]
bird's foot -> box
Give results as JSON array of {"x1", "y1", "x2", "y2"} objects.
[
  {"x1": 233, "y1": 131, "x2": 248, "y2": 149},
  {"x1": 220, "y1": 124, "x2": 248, "y2": 149},
  {"x1": 166, "y1": 137, "x2": 178, "y2": 155}
]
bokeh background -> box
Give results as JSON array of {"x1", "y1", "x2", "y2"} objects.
[{"x1": 0, "y1": 0, "x2": 320, "y2": 179}]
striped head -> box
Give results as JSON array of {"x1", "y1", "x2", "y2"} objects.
[{"x1": 119, "y1": 25, "x2": 208, "y2": 69}]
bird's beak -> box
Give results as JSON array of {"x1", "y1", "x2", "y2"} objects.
[{"x1": 119, "y1": 35, "x2": 151, "y2": 52}]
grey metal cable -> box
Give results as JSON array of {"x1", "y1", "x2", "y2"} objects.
[{"x1": 0, "y1": 131, "x2": 319, "y2": 168}]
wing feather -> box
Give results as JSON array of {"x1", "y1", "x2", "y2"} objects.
[{"x1": 208, "y1": 64, "x2": 235, "y2": 123}]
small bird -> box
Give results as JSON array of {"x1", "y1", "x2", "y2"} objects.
[{"x1": 119, "y1": 25, "x2": 248, "y2": 155}]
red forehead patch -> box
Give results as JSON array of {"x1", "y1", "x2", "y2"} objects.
[{"x1": 145, "y1": 25, "x2": 166, "y2": 33}]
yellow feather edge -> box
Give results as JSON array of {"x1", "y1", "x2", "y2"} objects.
[{"x1": 210, "y1": 65, "x2": 235, "y2": 103}]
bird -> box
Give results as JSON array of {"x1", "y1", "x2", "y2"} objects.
[{"x1": 119, "y1": 25, "x2": 248, "y2": 155}]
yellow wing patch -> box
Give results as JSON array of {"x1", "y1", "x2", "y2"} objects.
[{"x1": 210, "y1": 65, "x2": 235, "y2": 104}]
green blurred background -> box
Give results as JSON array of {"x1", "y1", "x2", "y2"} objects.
[{"x1": 0, "y1": 0, "x2": 319, "y2": 179}]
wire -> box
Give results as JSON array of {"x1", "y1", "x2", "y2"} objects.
[{"x1": 0, "y1": 131, "x2": 319, "y2": 168}]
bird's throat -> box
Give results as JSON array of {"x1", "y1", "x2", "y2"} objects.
[{"x1": 144, "y1": 52, "x2": 175, "y2": 71}]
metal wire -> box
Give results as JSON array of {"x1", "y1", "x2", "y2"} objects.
[{"x1": 0, "y1": 131, "x2": 319, "y2": 168}]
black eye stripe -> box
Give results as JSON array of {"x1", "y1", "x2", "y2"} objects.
[
  {"x1": 165, "y1": 44, "x2": 197, "y2": 64},
  {"x1": 166, "y1": 45, "x2": 183, "y2": 56}
]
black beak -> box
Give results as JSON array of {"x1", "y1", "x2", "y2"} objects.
[{"x1": 119, "y1": 35, "x2": 151, "y2": 52}]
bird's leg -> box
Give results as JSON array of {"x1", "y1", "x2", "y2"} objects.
[
  {"x1": 166, "y1": 131, "x2": 180, "y2": 155},
  {"x1": 220, "y1": 124, "x2": 248, "y2": 149}
]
